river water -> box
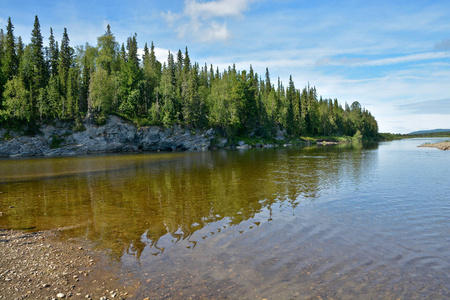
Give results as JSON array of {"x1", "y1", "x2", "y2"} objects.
[{"x1": 0, "y1": 138, "x2": 449, "y2": 299}]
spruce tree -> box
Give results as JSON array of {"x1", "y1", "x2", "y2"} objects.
[
  {"x1": 48, "y1": 28, "x2": 59, "y2": 77},
  {"x1": 0, "y1": 29, "x2": 4, "y2": 60},
  {"x1": 126, "y1": 33, "x2": 139, "y2": 68},
  {"x1": 59, "y1": 28, "x2": 73, "y2": 118},
  {"x1": 184, "y1": 47, "x2": 191, "y2": 73},
  {"x1": 30, "y1": 15, "x2": 48, "y2": 98},
  {"x1": 97, "y1": 24, "x2": 119, "y2": 74},
  {"x1": 0, "y1": 29, "x2": 5, "y2": 110},
  {"x1": 149, "y1": 42, "x2": 162, "y2": 83},
  {"x1": 2, "y1": 17, "x2": 18, "y2": 80},
  {"x1": 16, "y1": 36, "x2": 24, "y2": 62}
]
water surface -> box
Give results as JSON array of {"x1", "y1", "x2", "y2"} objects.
[{"x1": 0, "y1": 139, "x2": 449, "y2": 299}]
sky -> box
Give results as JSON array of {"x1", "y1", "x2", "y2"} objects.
[{"x1": 1, "y1": 0, "x2": 450, "y2": 133}]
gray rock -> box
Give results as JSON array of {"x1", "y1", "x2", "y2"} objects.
[
  {"x1": 236, "y1": 144, "x2": 250, "y2": 149},
  {"x1": 215, "y1": 138, "x2": 228, "y2": 148},
  {"x1": 0, "y1": 115, "x2": 217, "y2": 157},
  {"x1": 275, "y1": 127, "x2": 286, "y2": 140}
]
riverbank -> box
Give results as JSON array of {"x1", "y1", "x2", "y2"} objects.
[
  {"x1": 0, "y1": 115, "x2": 356, "y2": 158},
  {"x1": 0, "y1": 229, "x2": 135, "y2": 299},
  {"x1": 419, "y1": 141, "x2": 450, "y2": 150}
]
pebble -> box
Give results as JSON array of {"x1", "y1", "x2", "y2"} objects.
[{"x1": 1, "y1": 230, "x2": 130, "y2": 299}]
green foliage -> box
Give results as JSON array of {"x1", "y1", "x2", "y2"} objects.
[
  {"x1": 2, "y1": 17, "x2": 19, "y2": 80},
  {"x1": 0, "y1": 15, "x2": 379, "y2": 141},
  {"x1": 2, "y1": 76, "x2": 32, "y2": 122},
  {"x1": 73, "y1": 119, "x2": 86, "y2": 132},
  {"x1": 1, "y1": 130, "x2": 12, "y2": 141},
  {"x1": 50, "y1": 135, "x2": 65, "y2": 149},
  {"x1": 352, "y1": 130, "x2": 363, "y2": 141}
]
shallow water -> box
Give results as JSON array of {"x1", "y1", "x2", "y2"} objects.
[{"x1": 0, "y1": 139, "x2": 449, "y2": 299}]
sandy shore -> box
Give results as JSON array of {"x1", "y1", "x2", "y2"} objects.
[
  {"x1": 0, "y1": 229, "x2": 136, "y2": 300},
  {"x1": 419, "y1": 141, "x2": 450, "y2": 150}
]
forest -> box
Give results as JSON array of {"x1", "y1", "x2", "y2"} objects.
[{"x1": 0, "y1": 16, "x2": 379, "y2": 139}]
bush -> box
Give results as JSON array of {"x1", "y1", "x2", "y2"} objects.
[{"x1": 50, "y1": 135, "x2": 65, "y2": 149}]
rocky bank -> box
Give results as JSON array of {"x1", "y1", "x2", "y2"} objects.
[
  {"x1": 0, "y1": 116, "x2": 220, "y2": 158},
  {"x1": 419, "y1": 141, "x2": 450, "y2": 150},
  {"x1": 0, "y1": 229, "x2": 135, "y2": 300}
]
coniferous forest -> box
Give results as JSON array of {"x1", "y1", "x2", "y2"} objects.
[{"x1": 0, "y1": 16, "x2": 379, "y2": 139}]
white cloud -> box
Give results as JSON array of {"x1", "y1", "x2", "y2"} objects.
[
  {"x1": 163, "y1": 0, "x2": 253, "y2": 42},
  {"x1": 397, "y1": 99, "x2": 450, "y2": 114},
  {"x1": 137, "y1": 46, "x2": 172, "y2": 64},
  {"x1": 317, "y1": 52, "x2": 450, "y2": 67},
  {"x1": 184, "y1": 0, "x2": 250, "y2": 19}
]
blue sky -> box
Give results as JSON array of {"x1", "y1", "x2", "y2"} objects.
[{"x1": 1, "y1": 0, "x2": 450, "y2": 133}]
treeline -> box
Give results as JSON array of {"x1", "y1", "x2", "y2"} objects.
[
  {"x1": 380, "y1": 131, "x2": 450, "y2": 140},
  {"x1": 0, "y1": 16, "x2": 378, "y2": 138}
]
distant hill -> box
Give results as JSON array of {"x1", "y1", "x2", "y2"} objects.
[{"x1": 408, "y1": 129, "x2": 450, "y2": 135}]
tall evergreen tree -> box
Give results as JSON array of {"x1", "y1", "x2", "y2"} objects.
[
  {"x1": 2, "y1": 17, "x2": 18, "y2": 80},
  {"x1": 59, "y1": 28, "x2": 74, "y2": 118},
  {"x1": 16, "y1": 36, "x2": 24, "y2": 62},
  {"x1": 0, "y1": 29, "x2": 4, "y2": 61},
  {"x1": 126, "y1": 33, "x2": 139, "y2": 68},
  {"x1": 30, "y1": 16, "x2": 48, "y2": 100},
  {"x1": 0, "y1": 29, "x2": 5, "y2": 109},
  {"x1": 48, "y1": 28, "x2": 59, "y2": 77},
  {"x1": 184, "y1": 47, "x2": 191, "y2": 74},
  {"x1": 97, "y1": 24, "x2": 119, "y2": 74}
]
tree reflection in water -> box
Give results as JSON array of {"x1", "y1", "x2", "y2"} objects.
[{"x1": 0, "y1": 143, "x2": 378, "y2": 260}]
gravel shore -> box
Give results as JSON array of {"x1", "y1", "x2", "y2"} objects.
[
  {"x1": 419, "y1": 141, "x2": 450, "y2": 150},
  {"x1": 0, "y1": 229, "x2": 135, "y2": 300}
]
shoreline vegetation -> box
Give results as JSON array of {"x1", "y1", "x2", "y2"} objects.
[
  {"x1": 0, "y1": 113, "x2": 371, "y2": 158},
  {"x1": 380, "y1": 131, "x2": 450, "y2": 141},
  {"x1": 1, "y1": 16, "x2": 378, "y2": 149}
]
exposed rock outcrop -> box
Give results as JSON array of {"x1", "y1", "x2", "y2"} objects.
[{"x1": 0, "y1": 116, "x2": 216, "y2": 157}]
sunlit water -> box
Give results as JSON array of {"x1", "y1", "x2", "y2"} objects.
[{"x1": 1, "y1": 138, "x2": 449, "y2": 299}]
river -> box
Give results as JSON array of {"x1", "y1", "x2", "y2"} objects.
[{"x1": 0, "y1": 138, "x2": 449, "y2": 299}]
